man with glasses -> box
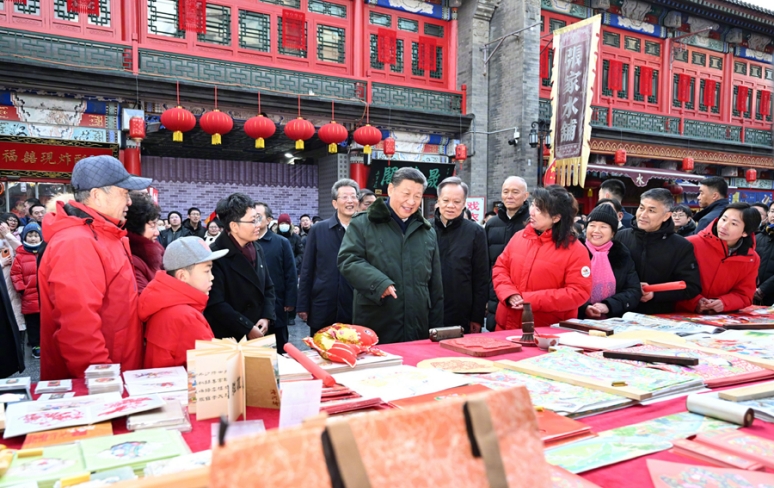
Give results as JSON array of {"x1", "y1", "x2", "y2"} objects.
[
  {"x1": 204, "y1": 193, "x2": 276, "y2": 342},
  {"x1": 298, "y1": 179, "x2": 359, "y2": 334},
  {"x1": 433, "y1": 177, "x2": 489, "y2": 333},
  {"x1": 183, "y1": 207, "x2": 206, "y2": 238}
]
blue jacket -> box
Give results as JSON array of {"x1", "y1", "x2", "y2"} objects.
[
  {"x1": 298, "y1": 214, "x2": 353, "y2": 333},
  {"x1": 257, "y1": 231, "x2": 297, "y2": 316},
  {"x1": 621, "y1": 210, "x2": 634, "y2": 229},
  {"x1": 692, "y1": 198, "x2": 729, "y2": 235}
]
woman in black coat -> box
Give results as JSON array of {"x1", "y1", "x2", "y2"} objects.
[
  {"x1": 755, "y1": 211, "x2": 774, "y2": 305},
  {"x1": 0, "y1": 272, "x2": 24, "y2": 378},
  {"x1": 578, "y1": 204, "x2": 642, "y2": 319}
]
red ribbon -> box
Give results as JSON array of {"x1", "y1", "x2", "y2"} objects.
[
  {"x1": 639, "y1": 66, "x2": 653, "y2": 97},
  {"x1": 608, "y1": 60, "x2": 623, "y2": 92},
  {"x1": 737, "y1": 85, "x2": 749, "y2": 113},
  {"x1": 703, "y1": 79, "x2": 717, "y2": 108},
  {"x1": 760, "y1": 90, "x2": 771, "y2": 117},
  {"x1": 377, "y1": 28, "x2": 397, "y2": 65},
  {"x1": 677, "y1": 74, "x2": 691, "y2": 103}
]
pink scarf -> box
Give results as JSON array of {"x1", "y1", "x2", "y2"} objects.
[{"x1": 585, "y1": 240, "x2": 616, "y2": 305}]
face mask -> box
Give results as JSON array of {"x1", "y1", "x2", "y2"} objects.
[{"x1": 279, "y1": 224, "x2": 290, "y2": 233}]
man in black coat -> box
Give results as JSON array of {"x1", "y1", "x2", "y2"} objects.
[
  {"x1": 615, "y1": 188, "x2": 701, "y2": 315},
  {"x1": 692, "y1": 177, "x2": 729, "y2": 235},
  {"x1": 298, "y1": 179, "x2": 359, "y2": 334},
  {"x1": 433, "y1": 177, "x2": 489, "y2": 333},
  {"x1": 599, "y1": 179, "x2": 634, "y2": 229},
  {"x1": 484, "y1": 176, "x2": 530, "y2": 330},
  {"x1": 755, "y1": 205, "x2": 774, "y2": 305},
  {"x1": 205, "y1": 193, "x2": 276, "y2": 342},
  {"x1": 182, "y1": 207, "x2": 207, "y2": 238},
  {"x1": 158, "y1": 211, "x2": 191, "y2": 248},
  {"x1": 255, "y1": 202, "x2": 297, "y2": 353}
]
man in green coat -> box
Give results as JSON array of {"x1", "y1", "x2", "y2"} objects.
[{"x1": 338, "y1": 167, "x2": 444, "y2": 344}]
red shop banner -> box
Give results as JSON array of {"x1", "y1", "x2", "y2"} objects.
[{"x1": 0, "y1": 140, "x2": 117, "y2": 174}]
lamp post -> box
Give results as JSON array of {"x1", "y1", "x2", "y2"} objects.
[{"x1": 529, "y1": 120, "x2": 552, "y2": 187}]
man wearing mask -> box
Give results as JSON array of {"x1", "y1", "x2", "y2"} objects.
[
  {"x1": 693, "y1": 177, "x2": 729, "y2": 235},
  {"x1": 298, "y1": 179, "x2": 359, "y2": 334},
  {"x1": 276, "y1": 214, "x2": 304, "y2": 271},
  {"x1": 338, "y1": 168, "x2": 443, "y2": 344},
  {"x1": 255, "y1": 202, "x2": 296, "y2": 353},
  {"x1": 484, "y1": 176, "x2": 529, "y2": 331},
  {"x1": 182, "y1": 207, "x2": 206, "y2": 238},
  {"x1": 433, "y1": 177, "x2": 489, "y2": 333},
  {"x1": 158, "y1": 211, "x2": 190, "y2": 248}
]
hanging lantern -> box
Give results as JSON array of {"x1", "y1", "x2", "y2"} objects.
[
  {"x1": 199, "y1": 109, "x2": 233, "y2": 145},
  {"x1": 160, "y1": 106, "x2": 196, "y2": 142},
  {"x1": 614, "y1": 148, "x2": 627, "y2": 166},
  {"x1": 128, "y1": 116, "x2": 146, "y2": 143},
  {"x1": 318, "y1": 122, "x2": 348, "y2": 153},
  {"x1": 284, "y1": 117, "x2": 315, "y2": 150},
  {"x1": 455, "y1": 143, "x2": 468, "y2": 161},
  {"x1": 681, "y1": 157, "x2": 694, "y2": 172},
  {"x1": 667, "y1": 182, "x2": 683, "y2": 195},
  {"x1": 353, "y1": 124, "x2": 382, "y2": 154},
  {"x1": 746, "y1": 168, "x2": 757, "y2": 183},
  {"x1": 244, "y1": 115, "x2": 276, "y2": 149},
  {"x1": 383, "y1": 137, "x2": 396, "y2": 159}
]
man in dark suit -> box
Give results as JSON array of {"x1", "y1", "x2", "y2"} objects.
[
  {"x1": 204, "y1": 193, "x2": 276, "y2": 342},
  {"x1": 298, "y1": 179, "x2": 359, "y2": 334}
]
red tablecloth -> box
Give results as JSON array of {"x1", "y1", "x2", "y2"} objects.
[{"x1": 4, "y1": 329, "x2": 773, "y2": 487}]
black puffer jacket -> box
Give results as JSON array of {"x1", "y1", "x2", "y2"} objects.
[
  {"x1": 484, "y1": 204, "x2": 529, "y2": 330},
  {"x1": 692, "y1": 198, "x2": 729, "y2": 235},
  {"x1": 433, "y1": 209, "x2": 489, "y2": 332},
  {"x1": 675, "y1": 219, "x2": 696, "y2": 237},
  {"x1": 755, "y1": 227, "x2": 774, "y2": 305},
  {"x1": 614, "y1": 219, "x2": 701, "y2": 314},
  {"x1": 577, "y1": 239, "x2": 642, "y2": 319}
]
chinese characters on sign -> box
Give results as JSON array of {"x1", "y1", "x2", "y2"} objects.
[
  {"x1": 367, "y1": 160, "x2": 456, "y2": 197},
  {"x1": 0, "y1": 141, "x2": 116, "y2": 174},
  {"x1": 548, "y1": 15, "x2": 601, "y2": 187},
  {"x1": 466, "y1": 197, "x2": 486, "y2": 223}
]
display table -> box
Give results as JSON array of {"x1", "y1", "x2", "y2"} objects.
[{"x1": 3, "y1": 328, "x2": 773, "y2": 487}]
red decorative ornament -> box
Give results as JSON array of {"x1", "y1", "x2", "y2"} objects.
[
  {"x1": 737, "y1": 86, "x2": 750, "y2": 113},
  {"x1": 760, "y1": 90, "x2": 771, "y2": 117},
  {"x1": 540, "y1": 47, "x2": 550, "y2": 80},
  {"x1": 318, "y1": 122, "x2": 348, "y2": 153},
  {"x1": 377, "y1": 28, "x2": 397, "y2": 65},
  {"x1": 746, "y1": 168, "x2": 757, "y2": 183},
  {"x1": 608, "y1": 60, "x2": 623, "y2": 92},
  {"x1": 681, "y1": 157, "x2": 694, "y2": 172},
  {"x1": 614, "y1": 148, "x2": 627, "y2": 166},
  {"x1": 383, "y1": 137, "x2": 396, "y2": 159},
  {"x1": 454, "y1": 143, "x2": 467, "y2": 161},
  {"x1": 354, "y1": 125, "x2": 382, "y2": 155},
  {"x1": 200, "y1": 110, "x2": 233, "y2": 145},
  {"x1": 9, "y1": 0, "x2": 28, "y2": 5},
  {"x1": 639, "y1": 66, "x2": 654, "y2": 97},
  {"x1": 284, "y1": 118, "x2": 315, "y2": 150},
  {"x1": 128, "y1": 116, "x2": 146, "y2": 142},
  {"x1": 67, "y1": 0, "x2": 99, "y2": 15},
  {"x1": 160, "y1": 106, "x2": 196, "y2": 142},
  {"x1": 703, "y1": 79, "x2": 717, "y2": 108},
  {"x1": 178, "y1": 0, "x2": 206, "y2": 34},
  {"x1": 282, "y1": 9, "x2": 306, "y2": 50},
  {"x1": 418, "y1": 36, "x2": 437, "y2": 72},
  {"x1": 677, "y1": 74, "x2": 691, "y2": 103},
  {"x1": 243, "y1": 93, "x2": 275, "y2": 149},
  {"x1": 668, "y1": 183, "x2": 683, "y2": 196}
]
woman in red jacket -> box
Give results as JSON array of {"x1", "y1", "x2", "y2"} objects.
[
  {"x1": 493, "y1": 186, "x2": 592, "y2": 330},
  {"x1": 125, "y1": 192, "x2": 164, "y2": 294},
  {"x1": 677, "y1": 203, "x2": 761, "y2": 313}
]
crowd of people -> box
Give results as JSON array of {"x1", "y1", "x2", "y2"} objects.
[{"x1": 1, "y1": 154, "x2": 772, "y2": 382}]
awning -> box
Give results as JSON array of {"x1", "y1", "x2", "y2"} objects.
[{"x1": 587, "y1": 164, "x2": 706, "y2": 187}]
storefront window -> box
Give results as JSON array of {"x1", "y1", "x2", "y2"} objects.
[{"x1": 3, "y1": 181, "x2": 72, "y2": 213}]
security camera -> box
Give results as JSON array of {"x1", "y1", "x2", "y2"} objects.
[{"x1": 507, "y1": 128, "x2": 520, "y2": 146}]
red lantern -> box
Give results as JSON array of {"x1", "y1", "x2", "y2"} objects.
[
  {"x1": 244, "y1": 115, "x2": 276, "y2": 149},
  {"x1": 669, "y1": 183, "x2": 683, "y2": 196},
  {"x1": 284, "y1": 117, "x2": 315, "y2": 150},
  {"x1": 160, "y1": 106, "x2": 196, "y2": 142},
  {"x1": 383, "y1": 136, "x2": 396, "y2": 159},
  {"x1": 353, "y1": 124, "x2": 382, "y2": 154},
  {"x1": 746, "y1": 168, "x2": 757, "y2": 183},
  {"x1": 128, "y1": 116, "x2": 145, "y2": 143},
  {"x1": 614, "y1": 148, "x2": 627, "y2": 166},
  {"x1": 455, "y1": 143, "x2": 468, "y2": 161},
  {"x1": 199, "y1": 109, "x2": 233, "y2": 145},
  {"x1": 318, "y1": 122, "x2": 348, "y2": 154},
  {"x1": 682, "y1": 157, "x2": 694, "y2": 172}
]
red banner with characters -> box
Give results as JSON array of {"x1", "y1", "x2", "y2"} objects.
[{"x1": 0, "y1": 140, "x2": 117, "y2": 174}]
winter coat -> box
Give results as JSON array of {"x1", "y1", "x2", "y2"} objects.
[
  {"x1": 278, "y1": 230, "x2": 304, "y2": 271},
  {"x1": 676, "y1": 219, "x2": 697, "y2": 237},
  {"x1": 204, "y1": 231, "x2": 276, "y2": 340},
  {"x1": 693, "y1": 198, "x2": 729, "y2": 235},
  {"x1": 127, "y1": 231, "x2": 165, "y2": 294},
  {"x1": 677, "y1": 222, "x2": 759, "y2": 313},
  {"x1": 577, "y1": 240, "x2": 641, "y2": 319},
  {"x1": 433, "y1": 208, "x2": 489, "y2": 331},
  {"x1": 484, "y1": 204, "x2": 530, "y2": 330},
  {"x1": 158, "y1": 226, "x2": 191, "y2": 248},
  {"x1": 756, "y1": 227, "x2": 774, "y2": 305},
  {"x1": 140, "y1": 270, "x2": 214, "y2": 369},
  {"x1": 0, "y1": 274, "x2": 23, "y2": 378},
  {"x1": 338, "y1": 198, "x2": 444, "y2": 344},
  {"x1": 257, "y1": 231, "x2": 297, "y2": 331},
  {"x1": 39, "y1": 201, "x2": 143, "y2": 380},
  {"x1": 614, "y1": 218, "x2": 702, "y2": 314},
  {"x1": 182, "y1": 219, "x2": 206, "y2": 239},
  {"x1": 297, "y1": 214, "x2": 353, "y2": 334},
  {"x1": 1, "y1": 233, "x2": 24, "y2": 331},
  {"x1": 493, "y1": 225, "x2": 592, "y2": 330},
  {"x1": 621, "y1": 210, "x2": 635, "y2": 229},
  {"x1": 11, "y1": 246, "x2": 39, "y2": 315}
]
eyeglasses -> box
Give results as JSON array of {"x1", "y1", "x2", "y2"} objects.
[{"x1": 236, "y1": 216, "x2": 263, "y2": 225}]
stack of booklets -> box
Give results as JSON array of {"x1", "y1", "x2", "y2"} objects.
[
  {"x1": 85, "y1": 364, "x2": 122, "y2": 395},
  {"x1": 278, "y1": 349, "x2": 403, "y2": 382},
  {"x1": 126, "y1": 400, "x2": 191, "y2": 432},
  {"x1": 0, "y1": 377, "x2": 31, "y2": 405},
  {"x1": 678, "y1": 431, "x2": 774, "y2": 470},
  {"x1": 123, "y1": 366, "x2": 189, "y2": 406},
  {"x1": 331, "y1": 365, "x2": 469, "y2": 403},
  {"x1": 647, "y1": 460, "x2": 774, "y2": 488},
  {"x1": 84, "y1": 364, "x2": 121, "y2": 379},
  {"x1": 553, "y1": 313, "x2": 723, "y2": 336},
  {"x1": 34, "y1": 380, "x2": 72, "y2": 395}
]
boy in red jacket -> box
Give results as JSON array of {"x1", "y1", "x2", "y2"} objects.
[
  {"x1": 11, "y1": 222, "x2": 42, "y2": 359},
  {"x1": 139, "y1": 236, "x2": 227, "y2": 368}
]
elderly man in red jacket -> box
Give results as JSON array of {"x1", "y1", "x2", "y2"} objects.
[{"x1": 38, "y1": 156, "x2": 151, "y2": 380}]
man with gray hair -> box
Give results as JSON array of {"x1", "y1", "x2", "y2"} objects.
[
  {"x1": 338, "y1": 168, "x2": 443, "y2": 343},
  {"x1": 298, "y1": 178, "x2": 361, "y2": 333},
  {"x1": 38, "y1": 155, "x2": 151, "y2": 380},
  {"x1": 434, "y1": 177, "x2": 489, "y2": 333}
]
